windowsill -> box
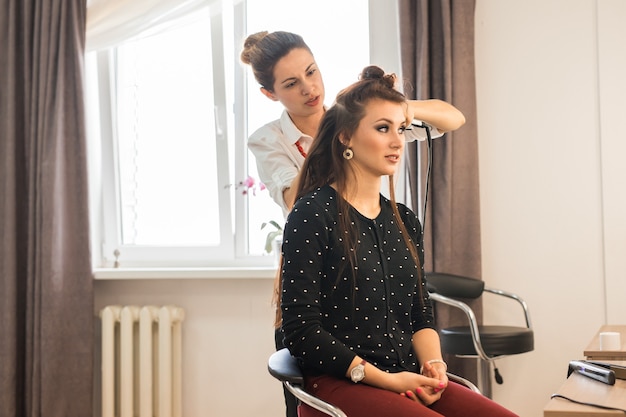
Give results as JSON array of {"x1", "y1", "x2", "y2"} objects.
[{"x1": 93, "y1": 266, "x2": 278, "y2": 280}]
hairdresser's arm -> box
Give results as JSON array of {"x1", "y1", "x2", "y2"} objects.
[
  {"x1": 407, "y1": 99, "x2": 465, "y2": 133},
  {"x1": 282, "y1": 169, "x2": 302, "y2": 211},
  {"x1": 248, "y1": 131, "x2": 298, "y2": 216}
]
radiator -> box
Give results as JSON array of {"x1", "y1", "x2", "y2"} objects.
[{"x1": 99, "y1": 305, "x2": 185, "y2": 417}]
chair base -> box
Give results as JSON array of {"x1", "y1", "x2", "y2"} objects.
[{"x1": 477, "y1": 358, "x2": 492, "y2": 398}]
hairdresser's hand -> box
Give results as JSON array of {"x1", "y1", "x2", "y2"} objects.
[
  {"x1": 404, "y1": 100, "x2": 417, "y2": 126},
  {"x1": 403, "y1": 99, "x2": 466, "y2": 133}
]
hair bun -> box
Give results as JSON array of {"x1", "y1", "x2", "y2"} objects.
[
  {"x1": 360, "y1": 65, "x2": 396, "y2": 88},
  {"x1": 240, "y1": 31, "x2": 269, "y2": 65},
  {"x1": 360, "y1": 65, "x2": 385, "y2": 80}
]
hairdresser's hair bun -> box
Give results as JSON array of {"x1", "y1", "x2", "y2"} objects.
[{"x1": 240, "y1": 31, "x2": 269, "y2": 65}]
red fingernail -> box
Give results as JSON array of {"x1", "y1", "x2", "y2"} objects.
[
  {"x1": 439, "y1": 382, "x2": 445, "y2": 388},
  {"x1": 416, "y1": 387, "x2": 422, "y2": 393}
]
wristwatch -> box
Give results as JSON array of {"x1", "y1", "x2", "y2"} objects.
[{"x1": 350, "y1": 359, "x2": 367, "y2": 383}]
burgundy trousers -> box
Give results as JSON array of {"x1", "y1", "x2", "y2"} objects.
[{"x1": 299, "y1": 374, "x2": 519, "y2": 417}]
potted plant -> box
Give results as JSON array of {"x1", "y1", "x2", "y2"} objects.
[
  {"x1": 227, "y1": 175, "x2": 283, "y2": 255},
  {"x1": 261, "y1": 220, "x2": 283, "y2": 254}
]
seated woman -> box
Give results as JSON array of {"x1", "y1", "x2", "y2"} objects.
[{"x1": 279, "y1": 65, "x2": 518, "y2": 417}]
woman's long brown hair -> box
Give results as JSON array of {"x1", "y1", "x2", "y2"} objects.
[{"x1": 273, "y1": 66, "x2": 423, "y2": 328}]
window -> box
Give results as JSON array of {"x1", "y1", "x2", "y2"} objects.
[
  {"x1": 115, "y1": 11, "x2": 219, "y2": 247},
  {"x1": 87, "y1": 0, "x2": 376, "y2": 268},
  {"x1": 87, "y1": 7, "x2": 236, "y2": 267}
]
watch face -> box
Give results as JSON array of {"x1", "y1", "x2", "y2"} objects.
[{"x1": 351, "y1": 364, "x2": 365, "y2": 382}]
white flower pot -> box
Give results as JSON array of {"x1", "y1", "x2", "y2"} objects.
[{"x1": 271, "y1": 237, "x2": 283, "y2": 268}]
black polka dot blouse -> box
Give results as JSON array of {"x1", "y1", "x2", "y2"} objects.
[{"x1": 281, "y1": 185, "x2": 435, "y2": 379}]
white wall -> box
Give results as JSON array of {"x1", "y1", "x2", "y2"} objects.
[
  {"x1": 94, "y1": 277, "x2": 284, "y2": 417},
  {"x1": 94, "y1": 1, "x2": 626, "y2": 416},
  {"x1": 476, "y1": 0, "x2": 626, "y2": 415},
  {"x1": 597, "y1": 0, "x2": 626, "y2": 324}
]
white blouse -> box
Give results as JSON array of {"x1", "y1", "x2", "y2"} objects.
[{"x1": 247, "y1": 110, "x2": 443, "y2": 217}]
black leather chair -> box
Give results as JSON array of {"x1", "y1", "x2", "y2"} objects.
[
  {"x1": 426, "y1": 272, "x2": 534, "y2": 397},
  {"x1": 268, "y1": 348, "x2": 481, "y2": 417}
]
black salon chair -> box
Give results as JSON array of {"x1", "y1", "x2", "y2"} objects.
[
  {"x1": 426, "y1": 272, "x2": 534, "y2": 397},
  {"x1": 268, "y1": 348, "x2": 482, "y2": 417}
]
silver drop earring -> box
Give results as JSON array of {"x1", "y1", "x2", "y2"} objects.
[{"x1": 343, "y1": 148, "x2": 353, "y2": 160}]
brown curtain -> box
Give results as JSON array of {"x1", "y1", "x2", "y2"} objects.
[
  {"x1": 398, "y1": 0, "x2": 482, "y2": 382},
  {"x1": 0, "y1": 1, "x2": 94, "y2": 416}
]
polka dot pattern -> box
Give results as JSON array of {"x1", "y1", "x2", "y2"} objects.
[{"x1": 281, "y1": 185, "x2": 435, "y2": 378}]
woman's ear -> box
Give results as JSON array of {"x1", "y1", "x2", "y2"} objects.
[
  {"x1": 260, "y1": 87, "x2": 279, "y2": 102},
  {"x1": 339, "y1": 132, "x2": 351, "y2": 148}
]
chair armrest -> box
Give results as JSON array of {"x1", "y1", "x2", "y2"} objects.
[
  {"x1": 427, "y1": 292, "x2": 491, "y2": 361},
  {"x1": 268, "y1": 349, "x2": 347, "y2": 417},
  {"x1": 426, "y1": 272, "x2": 484, "y2": 299},
  {"x1": 447, "y1": 372, "x2": 482, "y2": 394},
  {"x1": 483, "y1": 287, "x2": 532, "y2": 329},
  {"x1": 268, "y1": 349, "x2": 482, "y2": 414},
  {"x1": 283, "y1": 382, "x2": 347, "y2": 417},
  {"x1": 268, "y1": 346, "x2": 304, "y2": 385}
]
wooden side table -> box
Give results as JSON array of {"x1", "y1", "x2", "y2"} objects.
[
  {"x1": 584, "y1": 325, "x2": 626, "y2": 361},
  {"x1": 544, "y1": 369, "x2": 626, "y2": 416}
]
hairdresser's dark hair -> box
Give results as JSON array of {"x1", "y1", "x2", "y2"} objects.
[
  {"x1": 296, "y1": 65, "x2": 423, "y2": 293},
  {"x1": 240, "y1": 31, "x2": 312, "y2": 92}
]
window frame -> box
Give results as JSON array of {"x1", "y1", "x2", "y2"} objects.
[
  {"x1": 91, "y1": 2, "x2": 274, "y2": 269},
  {"x1": 89, "y1": 0, "x2": 403, "y2": 272}
]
